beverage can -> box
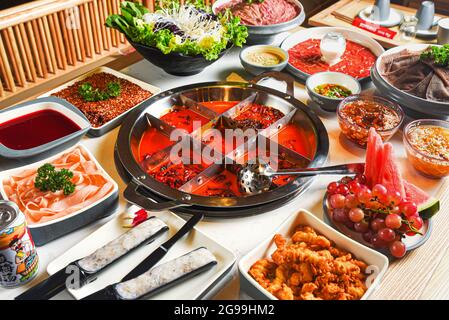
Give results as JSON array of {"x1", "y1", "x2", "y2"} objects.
[{"x1": 0, "y1": 200, "x2": 39, "y2": 288}]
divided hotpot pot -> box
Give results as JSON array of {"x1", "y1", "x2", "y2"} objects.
[{"x1": 115, "y1": 72, "x2": 329, "y2": 217}]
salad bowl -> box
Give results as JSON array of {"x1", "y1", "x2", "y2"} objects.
[
  {"x1": 129, "y1": 39, "x2": 230, "y2": 76},
  {"x1": 107, "y1": 1, "x2": 247, "y2": 76}
]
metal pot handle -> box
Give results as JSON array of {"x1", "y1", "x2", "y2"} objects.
[
  {"x1": 250, "y1": 71, "x2": 295, "y2": 97},
  {"x1": 124, "y1": 180, "x2": 190, "y2": 211}
]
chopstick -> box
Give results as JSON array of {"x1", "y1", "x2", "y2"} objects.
[{"x1": 331, "y1": 11, "x2": 355, "y2": 24}]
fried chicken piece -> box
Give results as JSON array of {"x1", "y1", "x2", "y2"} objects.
[
  {"x1": 249, "y1": 259, "x2": 277, "y2": 289},
  {"x1": 333, "y1": 257, "x2": 361, "y2": 275},
  {"x1": 248, "y1": 225, "x2": 368, "y2": 300},
  {"x1": 274, "y1": 233, "x2": 286, "y2": 248},
  {"x1": 299, "y1": 282, "x2": 322, "y2": 300},
  {"x1": 346, "y1": 282, "x2": 367, "y2": 300},
  {"x1": 290, "y1": 262, "x2": 314, "y2": 285},
  {"x1": 352, "y1": 258, "x2": 368, "y2": 273},
  {"x1": 329, "y1": 246, "x2": 349, "y2": 258},
  {"x1": 292, "y1": 228, "x2": 331, "y2": 249},
  {"x1": 272, "y1": 284, "x2": 295, "y2": 300},
  {"x1": 267, "y1": 265, "x2": 293, "y2": 298},
  {"x1": 281, "y1": 246, "x2": 333, "y2": 271},
  {"x1": 318, "y1": 283, "x2": 347, "y2": 300}
]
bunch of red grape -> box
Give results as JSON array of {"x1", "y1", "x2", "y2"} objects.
[{"x1": 327, "y1": 175, "x2": 423, "y2": 258}]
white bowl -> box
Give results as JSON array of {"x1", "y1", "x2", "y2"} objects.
[
  {"x1": 306, "y1": 72, "x2": 361, "y2": 112},
  {"x1": 281, "y1": 27, "x2": 385, "y2": 82},
  {"x1": 239, "y1": 209, "x2": 389, "y2": 300},
  {"x1": 239, "y1": 45, "x2": 288, "y2": 75},
  {"x1": 0, "y1": 97, "x2": 90, "y2": 159}
]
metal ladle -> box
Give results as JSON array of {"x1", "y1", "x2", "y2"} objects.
[{"x1": 238, "y1": 162, "x2": 365, "y2": 195}]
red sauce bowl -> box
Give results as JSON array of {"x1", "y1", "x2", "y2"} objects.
[{"x1": 337, "y1": 95, "x2": 404, "y2": 148}]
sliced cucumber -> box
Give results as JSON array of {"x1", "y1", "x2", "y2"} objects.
[{"x1": 419, "y1": 198, "x2": 440, "y2": 220}]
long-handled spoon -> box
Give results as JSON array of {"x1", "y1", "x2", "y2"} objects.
[{"x1": 238, "y1": 162, "x2": 365, "y2": 195}]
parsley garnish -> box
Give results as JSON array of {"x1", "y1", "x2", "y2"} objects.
[
  {"x1": 34, "y1": 164, "x2": 76, "y2": 195},
  {"x1": 420, "y1": 44, "x2": 449, "y2": 67},
  {"x1": 78, "y1": 81, "x2": 121, "y2": 102}
]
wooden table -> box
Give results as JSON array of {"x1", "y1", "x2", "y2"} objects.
[{"x1": 309, "y1": 0, "x2": 446, "y2": 48}]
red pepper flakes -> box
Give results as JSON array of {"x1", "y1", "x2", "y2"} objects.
[{"x1": 52, "y1": 72, "x2": 152, "y2": 128}]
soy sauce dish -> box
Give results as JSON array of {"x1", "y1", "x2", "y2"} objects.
[
  {"x1": 0, "y1": 97, "x2": 90, "y2": 159},
  {"x1": 240, "y1": 45, "x2": 288, "y2": 75},
  {"x1": 306, "y1": 72, "x2": 361, "y2": 112}
]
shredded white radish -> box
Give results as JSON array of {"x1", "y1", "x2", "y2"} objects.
[{"x1": 142, "y1": 5, "x2": 223, "y2": 42}]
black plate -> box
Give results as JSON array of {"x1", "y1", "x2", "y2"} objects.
[
  {"x1": 116, "y1": 77, "x2": 329, "y2": 211},
  {"x1": 115, "y1": 147, "x2": 311, "y2": 218}
]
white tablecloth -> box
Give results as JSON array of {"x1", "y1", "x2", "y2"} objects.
[{"x1": 0, "y1": 35, "x2": 442, "y2": 300}]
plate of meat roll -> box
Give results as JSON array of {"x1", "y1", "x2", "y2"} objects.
[
  {"x1": 372, "y1": 44, "x2": 449, "y2": 118},
  {"x1": 46, "y1": 206, "x2": 236, "y2": 300}
]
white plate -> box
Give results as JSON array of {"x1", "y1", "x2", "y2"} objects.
[
  {"x1": 239, "y1": 209, "x2": 389, "y2": 300},
  {"x1": 47, "y1": 206, "x2": 236, "y2": 300},
  {"x1": 281, "y1": 27, "x2": 385, "y2": 82},
  {"x1": 39, "y1": 66, "x2": 161, "y2": 136},
  {"x1": 358, "y1": 6, "x2": 403, "y2": 28},
  {"x1": 0, "y1": 143, "x2": 118, "y2": 230}
]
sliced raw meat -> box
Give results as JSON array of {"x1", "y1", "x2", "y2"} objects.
[{"x1": 2, "y1": 147, "x2": 115, "y2": 225}]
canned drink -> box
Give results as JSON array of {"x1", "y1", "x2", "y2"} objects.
[{"x1": 0, "y1": 200, "x2": 39, "y2": 288}]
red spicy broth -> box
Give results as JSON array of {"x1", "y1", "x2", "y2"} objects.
[
  {"x1": 138, "y1": 127, "x2": 174, "y2": 161},
  {"x1": 160, "y1": 109, "x2": 209, "y2": 133},
  {"x1": 192, "y1": 170, "x2": 242, "y2": 197},
  {"x1": 0, "y1": 109, "x2": 81, "y2": 150},
  {"x1": 201, "y1": 101, "x2": 239, "y2": 114},
  {"x1": 233, "y1": 104, "x2": 285, "y2": 129},
  {"x1": 273, "y1": 123, "x2": 316, "y2": 159}
]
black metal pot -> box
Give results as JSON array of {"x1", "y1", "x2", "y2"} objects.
[
  {"x1": 115, "y1": 72, "x2": 329, "y2": 216},
  {"x1": 128, "y1": 39, "x2": 229, "y2": 76}
]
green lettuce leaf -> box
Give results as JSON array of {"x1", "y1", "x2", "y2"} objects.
[{"x1": 105, "y1": 1, "x2": 248, "y2": 61}]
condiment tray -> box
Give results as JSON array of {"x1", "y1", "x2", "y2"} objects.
[
  {"x1": 47, "y1": 206, "x2": 236, "y2": 300},
  {"x1": 39, "y1": 66, "x2": 161, "y2": 137}
]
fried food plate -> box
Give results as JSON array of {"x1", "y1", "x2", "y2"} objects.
[
  {"x1": 238, "y1": 209, "x2": 389, "y2": 300},
  {"x1": 47, "y1": 206, "x2": 236, "y2": 300}
]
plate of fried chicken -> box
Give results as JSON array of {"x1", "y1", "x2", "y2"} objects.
[{"x1": 239, "y1": 209, "x2": 388, "y2": 300}]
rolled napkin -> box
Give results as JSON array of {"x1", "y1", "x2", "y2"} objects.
[
  {"x1": 77, "y1": 217, "x2": 168, "y2": 273},
  {"x1": 115, "y1": 247, "x2": 217, "y2": 300}
]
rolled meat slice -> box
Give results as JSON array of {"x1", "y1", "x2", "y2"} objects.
[
  {"x1": 77, "y1": 217, "x2": 168, "y2": 274},
  {"x1": 115, "y1": 247, "x2": 217, "y2": 300}
]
